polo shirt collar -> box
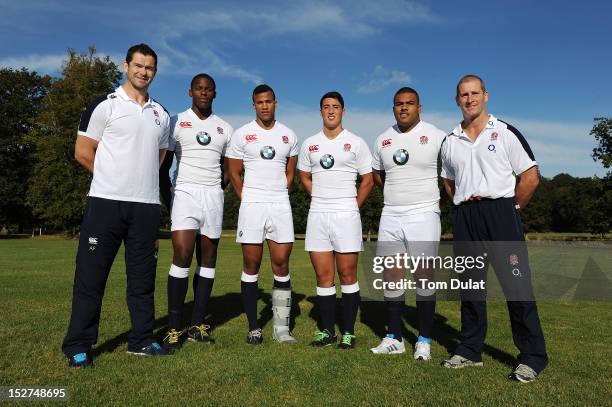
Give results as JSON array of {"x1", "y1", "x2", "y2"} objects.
[
  {"x1": 452, "y1": 114, "x2": 498, "y2": 140},
  {"x1": 116, "y1": 86, "x2": 153, "y2": 107}
]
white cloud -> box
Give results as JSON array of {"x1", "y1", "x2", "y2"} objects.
[
  {"x1": 357, "y1": 65, "x2": 412, "y2": 94},
  {"x1": 0, "y1": 54, "x2": 65, "y2": 73},
  {"x1": 150, "y1": 1, "x2": 439, "y2": 82}
]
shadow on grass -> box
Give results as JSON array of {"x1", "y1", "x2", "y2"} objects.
[
  {"x1": 92, "y1": 290, "x2": 306, "y2": 356},
  {"x1": 302, "y1": 296, "x2": 516, "y2": 367}
]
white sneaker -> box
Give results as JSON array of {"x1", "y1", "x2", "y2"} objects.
[
  {"x1": 370, "y1": 335, "x2": 406, "y2": 354},
  {"x1": 413, "y1": 341, "x2": 431, "y2": 360},
  {"x1": 509, "y1": 364, "x2": 538, "y2": 383}
]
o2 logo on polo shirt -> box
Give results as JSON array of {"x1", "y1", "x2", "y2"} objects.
[
  {"x1": 393, "y1": 149, "x2": 409, "y2": 165},
  {"x1": 196, "y1": 131, "x2": 211, "y2": 146},
  {"x1": 320, "y1": 154, "x2": 335, "y2": 169},
  {"x1": 260, "y1": 145, "x2": 276, "y2": 159}
]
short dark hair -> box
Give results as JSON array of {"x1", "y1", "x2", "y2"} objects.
[
  {"x1": 191, "y1": 73, "x2": 216, "y2": 90},
  {"x1": 320, "y1": 91, "x2": 344, "y2": 109},
  {"x1": 252, "y1": 84, "x2": 275, "y2": 101},
  {"x1": 393, "y1": 87, "x2": 420, "y2": 104},
  {"x1": 456, "y1": 74, "x2": 486, "y2": 96},
  {"x1": 126, "y1": 43, "x2": 158, "y2": 67}
]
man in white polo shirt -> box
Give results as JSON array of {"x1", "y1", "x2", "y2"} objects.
[
  {"x1": 62, "y1": 44, "x2": 171, "y2": 367},
  {"x1": 227, "y1": 84, "x2": 299, "y2": 345},
  {"x1": 298, "y1": 91, "x2": 373, "y2": 349},
  {"x1": 440, "y1": 74, "x2": 548, "y2": 383},
  {"x1": 159, "y1": 73, "x2": 233, "y2": 352},
  {"x1": 369, "y1": 87, "x2": 446, "y2": 360}
]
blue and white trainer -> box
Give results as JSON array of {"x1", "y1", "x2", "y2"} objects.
[
  {"x1": 68, "y1": 352, "x2": 93, "y2": 368},
  {"x1": 370, "y1": 334, "x2": 406, "y2": 354},
  {"x1": 127, "y1": 342, "x2": 169, "y2": 356}
]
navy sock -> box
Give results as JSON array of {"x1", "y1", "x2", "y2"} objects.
[
  {"x1": 167, "y1": 275, "x2": 188, "y2": 330},
  {"x1": 273, "y1": 277, "x2": 291, "y2": 289},
  {"x1": 384, "y1": 293, "x2": 405, "y2": 340},
  {"x1": 416, "y1": 292, "x2": 436, "y2": 339},
  {"x1": 316, "y1": 289, "x2": 336, "y2": 336},
  {"x1": 191, "y1": 275, "x2": 214, "y2": 326},
  {"x1": 341, "y1": 285, "x2": 360, "y2": 335},
  {"x1": 241, "y1": 276, "x2": 259, "y2": 331}
]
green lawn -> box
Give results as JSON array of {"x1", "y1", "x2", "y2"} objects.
[{"x1": 0, "y1": 238, "x2": 611, "y2": 406}]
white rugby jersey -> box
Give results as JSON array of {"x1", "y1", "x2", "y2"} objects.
[
  {"x1": 168, "y1": 109, "x2": 233, "y2": 187},
  {"x1": 440, "y1": 115, "x2": 537, "y2": 205},
  {"x1": 77, "y1": 86, "x2": 170, "y2": 204},
  {"x1": 298, "y1": 129, "x2": 372, "y2": 212},
  {"x1": 226, "y1": 120, "x2": 298, "y2": 203},
  {"x1": 372, "y1": 121, "x2": 446, "y2": 216}
]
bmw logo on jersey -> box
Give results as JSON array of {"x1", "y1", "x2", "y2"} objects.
[
  {"x1": 393, "y1": 149, "x2": 409, "y2": 165},
  {"x1": 260, "y1": 145, "x2": 276, "y2": 159},
  {"x1": 320, "y1": 154, "x2": 335, "y2": 169},
  {"x1": 196, "y1": 131, "x2": 211, "y2": 146}
]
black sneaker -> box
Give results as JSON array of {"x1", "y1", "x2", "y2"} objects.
[
  {"x1": 188, "y1": 324, "x2": 214, "y2": 344},
  {"x1": 127, "y1": 342, "x2": 170, "y2": 356},
  {"x1": 246, "y1": 328, "x2": 263, "y2": 345},
  {"x1": 338, "y1": 332, "x2": 356, "y2": 349},
  {"x1": 310, "y1": 329, "x2": 337, "y2": 347},
  {"x1": 162, "y1": 328, "x2": 184, "y2": 353},
  {"x1": 68, "y1": 352, "x2": 93, "y2": 368}
]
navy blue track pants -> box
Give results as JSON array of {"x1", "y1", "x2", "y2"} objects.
[
  {"x1": 452, "y1": 197, "x2": 548, "y2": 373},
  {"x1": 62, "y1": 197, "x2": 160, "y2": 357}
]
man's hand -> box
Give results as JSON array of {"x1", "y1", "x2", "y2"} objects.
[{"x1": 515, "y1": 166, "x2": 539, "y2": 209}]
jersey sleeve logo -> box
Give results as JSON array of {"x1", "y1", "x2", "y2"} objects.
[
  {"x1": 245, "y1": 134, "x2": 258, "y2": 143},
  {"x1": 320, "y1": 154, "x2": 335, "y2": 169},
  {"x1": 308, "y1": 144, "x2": 319, "y2": 153},
  {"x1": 393, "y1": 149, "x2": 409, "y2": 165},
  {"x1": 196, "y1": 131, "x2": 212, "y2": 146},
  {"x1": 217, "y1": 126, "x2": 224, "y2": 135},
  {"x1": 490, "y1": 132, "x2": 498, "y2": 141},
  {"x1": 179, "y1": 121, "x2": 192, "y2": 128},
  {"x1": 260, "y1": 145, "x2": 276, "y2": 159},
  {"x1": 419, "y1": 136, "x2": 428, "y2": 145},
  {"x1": 282, "y1": 135, "x2": 289, "y2": 144},
  {"x1": 153, "y1": 109, "x2": 159, "y2": 117},
  {"x1": 344, "y1": 143, "x2": 351, "y2": 152},
  {"x1": 382, "y1": 139, "x2": 392, "y2": 148}
]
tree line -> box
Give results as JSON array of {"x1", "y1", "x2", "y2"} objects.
[{"x1": 1, "y1": 49, "x2": 610, "y2": 236}]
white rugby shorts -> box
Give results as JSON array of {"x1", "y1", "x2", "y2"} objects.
[
  {"x1": 236, "y1": 202, "x2": 294, "y2": 244},
  {"x1": 171, "y1": 184, "x2": 224, "y2": 238},
  {"x1": 376, "y1": 211, "x2": 440, "y2": 257},
  {"x1": 305, "y1": 211, "x2": 363, "y2": 253}
]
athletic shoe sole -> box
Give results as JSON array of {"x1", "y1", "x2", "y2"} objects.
[{"x1": 442, "y1": 360, "x2": 484, "y2": 369}]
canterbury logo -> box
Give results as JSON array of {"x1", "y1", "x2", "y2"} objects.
[
  {"x1": 309, "y1": 144, "x2": 319, "y2": 152},
  {"x1": 245, "y1": 135, "x2": 258, "y2": 142},
  {"x1": 382, "y1": 139, "x2": 392, "y2": 148},
  {"x1": 88, "y1": 237, "x2": 98, "y2": 245},
  {"x1": 179, "y1": 121, "x2": 192, "y2": 128}
]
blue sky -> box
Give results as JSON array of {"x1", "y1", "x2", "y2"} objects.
[{"x1": 1, "y1": 0, "x2": 610, "y2": 177}]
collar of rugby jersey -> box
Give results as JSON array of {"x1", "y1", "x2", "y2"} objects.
[
  {"x1": 451, "y1": 114, "x2": 497, "y2": 144},
  {"x1": 187, "y1": 108, "x2": 216, "y2": 123},
  {"x1": 116, "y1": 85, "x2": 153, "y2": 108},
  {"x1": 392, "y1": 120, "x2": 424, "y2": 137},
  {"x1": 322, "y1": 128, "x2": 348, "y2": 142}
]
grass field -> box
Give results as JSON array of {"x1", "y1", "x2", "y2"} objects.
[{"x1": 1, "y1": 238, "x2": 611, "y2": 406}]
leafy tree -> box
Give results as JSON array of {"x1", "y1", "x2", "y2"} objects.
[
  {"x1": 0, "y1": 68, "x2": 51, "y2": 232},
  {"x1": 521, "y1": 175, "x2": 553, "y2": 232},
  {"x1": 25, "y1": 48, "x2": 121, "y2": 232},
  {"x1": 591, "y1": 117, "x2": 612, "y2": 173},
  {"x1": 589, "y1": 117, "x2": 612, "y2": 236},
  {"x1": 360, "y1": 185, "x2": 383, "y2": 236}
]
